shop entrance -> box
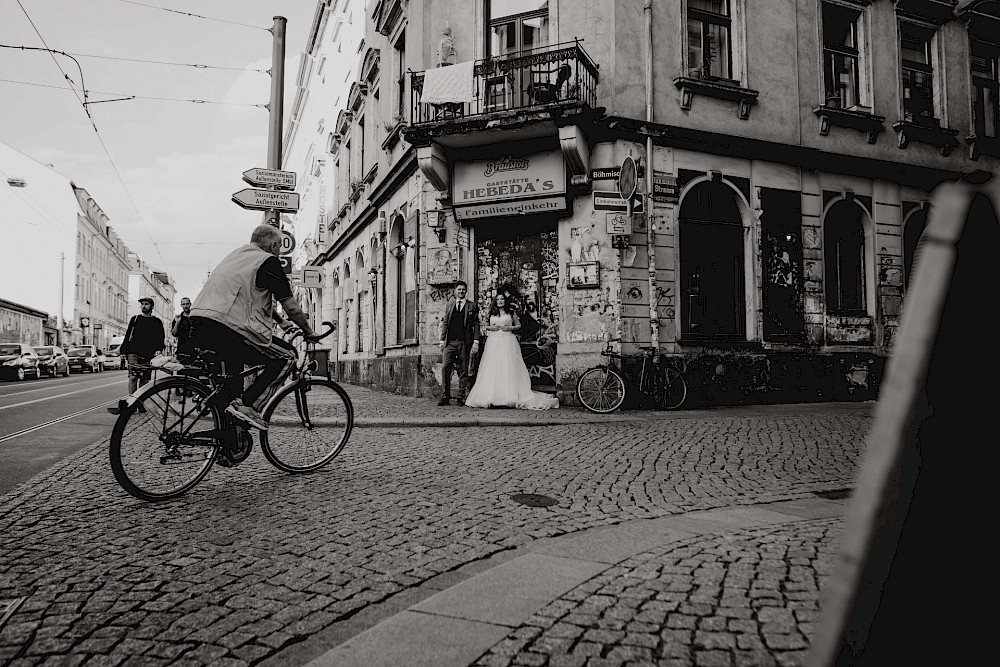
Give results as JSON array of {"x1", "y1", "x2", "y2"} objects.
[{"x1": 474, "y1": 218, "x2": 559, "y2": 387}]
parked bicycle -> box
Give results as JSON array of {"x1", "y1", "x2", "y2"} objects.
[
  {"x1": 576, "y1": 338, "x2": 688, "y2": 413},
  {"x1": 109, "y1": 322, "x2": 352, "y2": 502}
]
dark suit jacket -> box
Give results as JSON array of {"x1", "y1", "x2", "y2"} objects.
[{"x1": 439, "y1": 300, "x2": 481, "y2": 347}]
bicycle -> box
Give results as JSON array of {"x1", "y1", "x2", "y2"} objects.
[
  {"x1": 576, "y1": 338, "x2": 688, "y2": 413},
  {"x1": 108, "y1": 322, "x2": 352, "y2": 502}
]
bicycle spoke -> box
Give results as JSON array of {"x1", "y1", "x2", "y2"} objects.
[{"x1": 261, "y1": 380, "x2": 353, "y2": 472}]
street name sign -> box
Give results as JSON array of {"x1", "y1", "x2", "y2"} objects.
[
  {"x1": 291, "y1": 267, "x2": 323, "y2": 288},
  {"x1": 242, "y1": 168, "x2": 296, "y2": 190},
  {"x1": 593, "y1": 191, "x2": 644, "y2": 213},
  {"x1": 232, "y1": 188, "x2": 300, "y2": 212}
]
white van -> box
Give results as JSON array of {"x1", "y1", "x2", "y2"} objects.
[{"x1": 107, "y1": 335, "x2": 126, "y2": 369}]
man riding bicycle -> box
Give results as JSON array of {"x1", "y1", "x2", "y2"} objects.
[{"x1": 188, "y1": 225, "x2": 320, "y2": 430}]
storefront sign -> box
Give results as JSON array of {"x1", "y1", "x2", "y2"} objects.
[
  {"x1": 606, "y1": 212, "x2": 633, "y2": 235},
  {"x1": 453, "y1": 150, "x2": 566, "y2": 215},
  {"x1": 454, "y1": 196, "x2": 567, "y2": 221},
  {"x1": 593, "y1": 191, "x2": 644, "y2": 213}
]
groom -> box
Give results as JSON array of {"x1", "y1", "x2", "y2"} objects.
[{"x1": 438, "y1": 280, "x2": 481, "y2": 406}]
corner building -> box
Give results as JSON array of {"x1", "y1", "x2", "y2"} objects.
[{"x1": 291, "y1": 0, "x2": 999, "y2": 405}]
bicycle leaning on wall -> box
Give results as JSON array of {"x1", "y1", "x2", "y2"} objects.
[
  {"x1": 576, "y1": 338, "x2": 688, "y2": 413},
  {"x1": 108, "y1": 322, "x2": 352, "y2": 502}
]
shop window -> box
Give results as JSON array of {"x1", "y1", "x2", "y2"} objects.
[
  {"x1": 687, "y1": 0, "x2": 732, "y2": 80},
  {"x1": 971, "y1": 38, "x2": 999, "y2": 138},
  {"x1": 679, "y1": 181, "x2": 746, "y2": 341},
  {"x1": 902, "y1": 208, "x2": 927, "y2": 292},
  {"x1": 900, "y1": 22, "x2": 935, "y2": 120},
  {"x1": 824, "y1": 200, "x2": 867, "y2": 314},
  {"x1": 760, "y1": 188, "x2": 804, "y2": 341},
  {"x1": 822, "y1": 2, "x2": 867, "y2": 109}
]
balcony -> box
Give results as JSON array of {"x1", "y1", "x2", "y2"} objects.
[{"x1": 408, "y1": 41, "x2": 599, "y2": 128}]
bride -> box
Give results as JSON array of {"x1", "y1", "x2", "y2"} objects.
[{"x1": 466, "y1": 293, "x2": 558, "y2": 410}]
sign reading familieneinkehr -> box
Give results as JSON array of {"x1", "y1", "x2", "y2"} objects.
[
  {"x1": 231, "y1": 188, "x2": 300, "y2": 212},
  {"x1": 242, "y1": 168, "x2": 296, "y2": 190}
]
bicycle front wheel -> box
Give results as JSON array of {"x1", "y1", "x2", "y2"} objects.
[
  {"x1": 653, "y1": 365, "x2": 688, "y2": 410},
  {"x1": 576, "y1": 367, "x2": 626, "y2": 413},
  {"x1": 260, "y1": 379, "x2": 354, "y2": 473},
  {"x1": 109, "y1": 377, "x2": 222, "y2": 501}
]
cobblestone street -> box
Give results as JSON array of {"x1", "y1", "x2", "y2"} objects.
[{"x1": 0, "y1": 392, "x2": 871, "y2": 666}]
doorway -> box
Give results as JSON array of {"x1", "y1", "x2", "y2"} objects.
[{"x1": 474, "y1": 218, "x2": 559, "y2": 387}]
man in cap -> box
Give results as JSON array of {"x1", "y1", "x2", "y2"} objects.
[
  {"x1": 109, "y1": 296, "x2": 165, "y2": 413},
  {"x1": 186, "y1": 224, "x2": 320, "y2": 430}
]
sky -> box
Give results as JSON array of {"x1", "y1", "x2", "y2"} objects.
[{"x1": 0, "y1": 0, "x2": 323, "y2": 306}]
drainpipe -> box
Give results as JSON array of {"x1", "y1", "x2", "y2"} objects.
[{"x1": 644, "y1": 0, "x2": 659, "y2": 352}]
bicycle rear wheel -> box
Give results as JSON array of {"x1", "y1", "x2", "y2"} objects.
[
  {"x1": 576, "y1": 366, "x2": 626, "y2": 413},
  {"x1": 653, "y1": 365, "x2": 688, "y2": 410},
  {"x1": 260, "y1": 379, "x2": 353, "y2": 473},
  {"x1": 109, "y1": 377, "x2": 221, "y2": 501}
]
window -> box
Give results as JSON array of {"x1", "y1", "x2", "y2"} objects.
[
  {"x1": 900, "y1": 22, "x2": 935, "y2": 119},
  {"x1": 395, "y1": 31, "x2": 406, "y2": 118},
  {"x1": 824, "y1": 201, "x2": 867, "y2": 314},
  {"x1": 971, "y1": 38, "x2": 999, "y2": 138},
  {"x1": 902, "y1": 208, "x2": 927, "y2": 291},
  {"x1": 822, "y1": 2, "x2": 863, "y2": 108},
  {"x1": 487, "y1": 0, "x2": 549, "y2": 58},
  {"x1": 687, "y1": 0, "x2": 732, "y2": 80}
]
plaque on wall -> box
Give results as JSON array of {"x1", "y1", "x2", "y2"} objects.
[
  {"x1": 568, "y1": 261, "x2": 600, "y2": 289},
  {"x1": 427, "y1": 246, "x2": 462, "y2": 285}
]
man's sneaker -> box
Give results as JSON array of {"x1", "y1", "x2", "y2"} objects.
[{"x1": 226, "y1": 400, "x2": 268, "y2": 431}]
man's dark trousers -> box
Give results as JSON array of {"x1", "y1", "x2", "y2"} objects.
[{"x1": 441, "y1": 339, "x2": 468, "y2": 400}]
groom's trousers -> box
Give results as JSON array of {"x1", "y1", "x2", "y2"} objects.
[{"x1": 441, "y1": 339, "x2": 469, "y2": 399}]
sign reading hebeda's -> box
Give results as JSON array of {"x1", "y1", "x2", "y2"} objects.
[{"x1": 453, "y1": 150, "x2": 566, "y2": 217}]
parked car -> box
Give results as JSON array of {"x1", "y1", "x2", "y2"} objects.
[
  {"x1": 102, "y1": 351, "x2": 121, "y2": 370},
  {"x1": 67, "y1": 346, "x2": 105, "y2": 373},
  {"x1": 0, "y1": 342, "x2": 41, "y2": 381},
  {"x1": 34, "y1": 345, "x2": 71, "y2": 377},
  {"x1": 107, "y1": 336, "x2": 127, "y2": 369}
]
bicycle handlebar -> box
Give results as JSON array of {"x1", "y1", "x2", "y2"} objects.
[{"x1": 286, "y1": 321, "x2": 336, "y2": 344}]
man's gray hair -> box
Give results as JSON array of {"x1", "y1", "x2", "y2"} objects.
[{"x1": 250, "y1": 224, "x2": 282, "y2": 247}]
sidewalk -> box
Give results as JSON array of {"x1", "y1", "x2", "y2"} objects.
[
  {"x1": 344, "y1": 384, "x2": 872, "y2": 428},
  {"x1": 266, "y1": 495, "x2": 849, "y2": 667}
]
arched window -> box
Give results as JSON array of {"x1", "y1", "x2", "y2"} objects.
[
  {"x1": 342, "y1": 263, "x2": 352, "y2": 354},
  {"x1": 902, "y1": 208, "x2": 927, "y2": 292},
  {"x1": 824, "y1": 200, "x2": 867, "y2": 313},
  {"x1": 679, "y1": 180, "x2": 746, "y2": 340}
]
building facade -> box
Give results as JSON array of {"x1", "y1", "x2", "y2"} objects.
[
  {"x1": 70, "y1": 186, "x2": 133, "y2": 349},
  {"x1": 0, "y1": 299, "x2": 48, "y2": 346},
  {"x1": 286, "y1": 0, "x2": 999, "y2": 404}
]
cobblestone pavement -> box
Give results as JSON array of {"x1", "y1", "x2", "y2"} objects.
[
  {"x1": 0, "y1": 393, "x2": 870, "y2": 667},
  {"x1": 473, "y1": 519, "x2": 840, "y2": 667}
]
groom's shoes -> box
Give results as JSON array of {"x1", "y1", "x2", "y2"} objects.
[{"x1": 437, "y1": 396, "x2": 451, "y2": 406}]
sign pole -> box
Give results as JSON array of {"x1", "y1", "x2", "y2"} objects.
[{"x1": 264, "y1": 16, "x2": 287, "y2": 228}]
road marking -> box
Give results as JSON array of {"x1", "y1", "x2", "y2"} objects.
[
  {"x1": 0, "y1": 400, "x2": 118, "y2": 444},
  {"x1": 0, "y1": 376, "x2": 117, "y2": 399},
  {"x1": 0, "y1": 380, "x2": 124, "y2": 411}
]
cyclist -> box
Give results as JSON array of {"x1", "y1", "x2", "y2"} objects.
[{"x1": 187, "y1": 225, "x2": 320, "y2": 430}]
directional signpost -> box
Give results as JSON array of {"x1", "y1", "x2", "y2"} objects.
[
  {"x1": 242, "y1": 167, "x2": 296, "y2": 190},
  {"x1": 290, "y1": 267, "x2": 323, "y2": 288},
  {"x1": 231, "y1": 188, "x2": 300, "y2": 212}
]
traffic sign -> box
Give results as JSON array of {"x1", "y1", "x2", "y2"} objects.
[
  {"x1": 292, "y1": 267, "x2": 323, "y2": 288},
  {"x1": 278, "y1": 229, "x2": 296, "y2": 256},
  {"x1": 242, "y1": 168, "x2": 296, "y2": 190},
  {"x1": 232, "y1": 188, "x2": 300, "y2": 212},
  {"x1": 593, "y1": 191, "x2": 644, "y2": 213},
  {"x1": 277, "y1": 256, "x2": 292, "y2": 274},
  {"x1": 618, "y1": 156, "x2": 637, "y2": 201}
]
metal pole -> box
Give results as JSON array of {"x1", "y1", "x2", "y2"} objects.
[
  {"x1": 58, "y1": 252, "x2": 64, "y2": 346},
  {"x1": 264, "y1": 15, "x2": 287, "y2": 228},
  {"x1": 644, "y1": 0, "x2": 659, "y2": 352}
]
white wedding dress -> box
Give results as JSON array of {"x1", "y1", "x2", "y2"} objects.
[{"x1": 465, "y1": 313, "x2": 559, "y2": 410}]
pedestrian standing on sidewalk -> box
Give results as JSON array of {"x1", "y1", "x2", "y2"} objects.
[
  {"x1": 108, "y1": 297, "x2": 164, "y2": 414},
  {"x1": 438, "y1": 280, "x2": 480, "y2": 406},
  {"x1": 171, "y1": 296, "x2": 194, "y2": 363}
]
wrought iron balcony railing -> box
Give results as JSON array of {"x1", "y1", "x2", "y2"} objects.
[{"x1": 410, "y1": 40, "x2": 599, "y2": 125}]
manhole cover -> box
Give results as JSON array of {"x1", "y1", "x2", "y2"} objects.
[
  {"x1": 0, "y1": 597, "x2": 26, "y2": 629},
  {"x1": 814, "y1": 489, "x2": 852, "y2": 500},
  {"x1": 511, "y1": 493, "x2": 558, "y2": 508}
]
